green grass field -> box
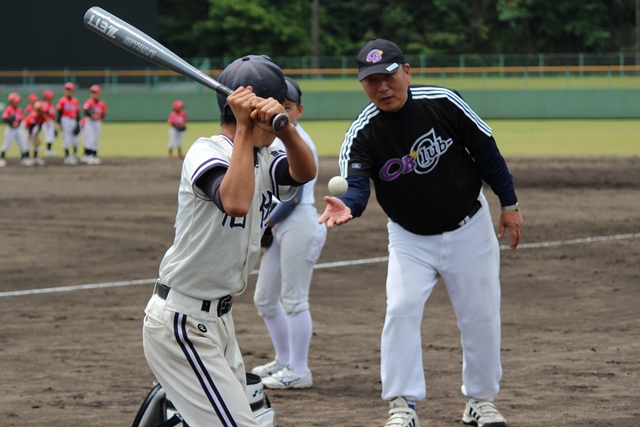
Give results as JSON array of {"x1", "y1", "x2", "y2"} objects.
[{"x1": 3, "y1": 119, "x2": 639, "y2": 159}]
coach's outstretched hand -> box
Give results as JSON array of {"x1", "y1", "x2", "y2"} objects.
[
  {"x1": 319, "y1": 196, "x2": 353, "y2": 228},
  {"x1": 498, "y1": 210, "x2": 523, "y2": 249}
]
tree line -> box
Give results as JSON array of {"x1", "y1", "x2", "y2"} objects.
[{"x1": 158, "y1": 0, "x2": 637, "y2": 59}]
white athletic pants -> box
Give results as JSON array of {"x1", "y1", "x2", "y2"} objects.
[
  {"x1": 254, "y1": 205, "x2": 326, "y2": 317},
  {"x1": 168, "y1": 127, "x2": 184, "y2": 149},
  {"x1": 60, "y1": 116, "x2": 79, "y2": 150},
  {"x1": 380, "y1": 192, "x2": 502, "y2": 402},
  {"x1": 143, "y1": 292, "x2": 258, "y2": 427},
  {"x1": 42, "y1": 119, "x2": 56, "y2": 143},
  {"x1": 2, "y1": 126, "x2": 26, "y2": 153},
  {"x1": 83, "y1": 119, "x2": 102, "y2": 151}
]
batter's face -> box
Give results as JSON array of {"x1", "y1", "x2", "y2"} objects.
[{"x1": 361, "y1": 64, "x2": 412, "y2": 113}]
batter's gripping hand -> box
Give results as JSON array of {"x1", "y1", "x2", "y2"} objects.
[
  {"x1": 260, "y1": 226, "x2": 274, "y2": 248},
  {"x1": 318, "y1": 196, "x2": 353, "y2": 228}
]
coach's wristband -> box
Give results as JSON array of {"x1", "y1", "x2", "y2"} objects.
[{"x1": 501, "y1": 202, "x2": 520, "y2": 211}]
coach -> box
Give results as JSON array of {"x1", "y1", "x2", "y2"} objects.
[{"x1": 319, "y1": 38, "x2": 523, "y2": 427}]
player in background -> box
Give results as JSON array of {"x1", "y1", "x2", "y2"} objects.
[
  {"x1": 56, "y1": 82, "x2": 81, "y2": 165},
  {"x1": 80, "y1": 84, "x2": 107, "y2": 165},
  {"x1": 319, "y1": 38, "x2": 523, "y2": 427},
  {"x1": 252, "y1": 77, "x2": 327, "y2": 390},
  {"x1": 21, "y1": 94, "x2": 39, "y2": 149},
  {"x1": 167, "y1": 100, "x2": 187, "y2": 158},
  {"x1": 23, "y1": 101, "x2": 48, "y2": 166},
  {"x1": 41, "y1": 89, "x2": 58, "y2": 157},
  {"x1": 0, "y1": 92, "x2": 32, "y2": 167},
  {"x1": 142, "y1": 55, "x2": 317, "y2": 426},
  {"x1": 24, "y1": 93, "x2": 38, "y2": 115}
]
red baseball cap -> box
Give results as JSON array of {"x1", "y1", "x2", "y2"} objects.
[
  {"x1": 8, "y1": 92, "x2": 21, "y2": 104},
  {"x1": 64, "y1": 82, "x2": 75, "y2": 90}
]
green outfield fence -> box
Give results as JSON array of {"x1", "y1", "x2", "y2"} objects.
[{"x1": 2, "y1": 53, "x2": 640, "y2": 120}]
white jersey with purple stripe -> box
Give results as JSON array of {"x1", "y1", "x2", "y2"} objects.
[
  {"x1": 270, "y1": 122, "x2": 317, "y2": 206},
  {"x1": 158, "y1": 134, "x2": 297, "y2": 300}
]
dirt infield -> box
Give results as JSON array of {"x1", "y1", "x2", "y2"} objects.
[{"x1": 1, "y1": 155, "x2": 639, "y2": 426}]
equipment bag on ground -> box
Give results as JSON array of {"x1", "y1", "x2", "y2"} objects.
[{"x1": 132, "y1": 372, "x2": 276, "y2": 427}]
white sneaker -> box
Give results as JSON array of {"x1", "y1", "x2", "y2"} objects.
[
  {"x1": 251, "y1": 360, "x2": 286, "y2": 378},
  {"x1": 462, "y1": 398, "x2": 507, "y2": 427},
  {"x1": 88, "y1": 155, "x2": 102, "y2": 165},
  {"x1": 64, "y1": 156, "x2": 78, "y2": 165},
  {"x1": 80, "y1": 155, "x2": 89, "y2": 164},
  {"x1": 45, "y1": 150, "x2": 57, "y2": 157},
  {"x1": 0, "y1": 158, "x2": 6, "y2": 167},
  {"x1": 262, "y1": 366, "x2": 313, "y2": 389},
  {"x1": 21, "y1": 158, "x2": 34, "y2": 167},
  {"x1": 33, "y1": 157, "x2": 46, "y2": 166},
  {"x1": 385, "y1": 397, "x2": 419, "y2": 427}
]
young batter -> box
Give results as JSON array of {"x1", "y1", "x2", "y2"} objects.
[
  {"x1": 319, "y1": 38, "x2": 523, "y2": 427},
  {"x1": 142, "y1": 55, "x2": 317, "y2": 427},
  {"x1": 252, "y1": 78, "x2": 327, "y2": 389}
]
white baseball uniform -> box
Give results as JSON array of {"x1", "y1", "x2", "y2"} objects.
[
  {"x1": 254, "y1": 123, "x2": 326, "y2": 316},
  {"x1": 253, "y1": 123, "x2": 326, "y2": 376},
  {"x1": 143, "y1": 134, "x2": 297, "y2": 427}
]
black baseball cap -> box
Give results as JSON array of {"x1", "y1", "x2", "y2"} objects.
[
  {"x1": 356, "y1": 38, "x2": 406, "y2": 81},
  {"x1": 217, "y1": 55, "x2": 287, "y2": 117},
  {"x1": 284, "y1": 77, "x2": 301, "y2": 103}
]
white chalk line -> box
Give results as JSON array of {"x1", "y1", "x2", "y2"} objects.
[{"x1": 1, "y1": 232, "x2": 639, "y2": 299}]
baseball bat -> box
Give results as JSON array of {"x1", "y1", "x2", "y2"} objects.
[{"x1": 83, "y1": 6, "x2": 289, "y2": 132}]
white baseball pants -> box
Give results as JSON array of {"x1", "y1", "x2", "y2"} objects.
[
  {"x1": 168, "y1": 127, "x2": 184, "y2": 149},
  {"x1": 42, "y1": 119, "x2": 56, "y2": 143},
  {"x1": 82, "y1": 119, "x2": 102, "y2": 151},
  {"x1": 380, "y1": 192, "x2": 502, "y2": 402},
  {"x1": 60, "y1": 116, "x2": 79, "y2": 149},
  {"x1": 2, "y1": 126, "x2": 26, "y2": 153},
  {"x1": 254, "y1": 205, "x2": 326, "y2": 317},
  {"x1": 143, "y1": 291, "x2": 258, "y2": 427}
]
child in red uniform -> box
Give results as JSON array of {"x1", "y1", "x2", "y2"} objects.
[
  {"x1": 24, "y1": 94, "x2": 38, "y2": 115},
  {"x1": 23, "y1": 101, "x2": 48, "y2": 166},
  {"x1": 1, "y1": 93, "x2": 31, "y2": 167},
  {"x1": 41, "y1": 89, "x2": 58, "y2": 157},
  {"x1": 80, "y1": 84, "x2": 108, "y2": 165},
  {"x1": 167, "y1": 100, "x2": 187, "y2": 158},
  {"x1": 56, "y1": 82, "x2": 81, "y2": 165}
]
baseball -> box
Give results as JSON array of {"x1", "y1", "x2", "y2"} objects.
[{"x1": 328, "y1": 176, "x2": 348, "y2": 196}]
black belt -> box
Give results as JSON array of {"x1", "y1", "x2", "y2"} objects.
[
  {"x1": 156, "y1": 282, "x2": 233, "y2": 317},
  {"x1": 442, "y1": 199, "x2": 482, "y2": 232}
]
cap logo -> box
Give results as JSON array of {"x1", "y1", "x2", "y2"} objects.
[
  {"x1": 386, "y1": 63, "x2": 399, "y2": 72},
  {"x1": 366, "y1": 49, "x2": 384, "y2": 63}
]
